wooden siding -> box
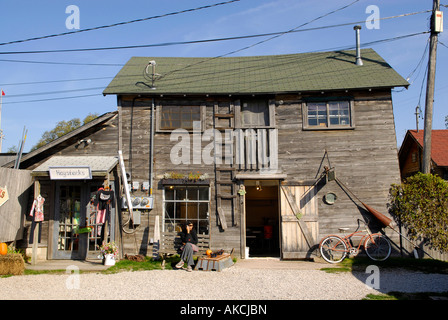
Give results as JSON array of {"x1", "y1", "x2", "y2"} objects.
[
  {"x1": 400, "y1": 142, "x2": 422, "y2": 179},
  {"x1": 116, "y1": 91, "x2": 402, "y2": 258},
  {"x1": 14, "y1": 89, "x2": 404, "y2": 260},
  {"x1": 0, "y1": 168, "x2": 33, "y2": 242},
  {"x1": 276, "y1": 91, "x2": 401, "y2": 245}
]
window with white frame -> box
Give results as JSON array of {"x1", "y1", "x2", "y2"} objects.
[
  {"x1": 304, "y1": 100, "x2": 354, "y2": 129},
  {"x1": 163, "y1": 186, "x2": 210, "y2": 235}
]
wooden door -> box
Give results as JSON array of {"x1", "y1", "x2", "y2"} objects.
[{"x1": 280, "y1": 185, "x2": 318, "y2": 259}]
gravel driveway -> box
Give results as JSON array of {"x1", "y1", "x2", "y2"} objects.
[{"x1": 1, "y1": 259, "x2": 447, "y2": 301}]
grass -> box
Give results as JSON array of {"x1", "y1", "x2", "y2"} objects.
[
  {"x1": 320, "y1": 256, "x2": 448, "y2": 274},
  {"x1": 104, "y1": 256, "x2": 176, "y2": 273},
  {"x1": 364, "y1": 291, "x2": 448, "y2": 300}
]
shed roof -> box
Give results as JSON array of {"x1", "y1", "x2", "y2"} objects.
[
  {"x1": 407, "y1": 130, "x2": 448, "y2": 167},
  {"x1": 103, "y1": 49, "x2": 408, "y2": 96},
  {"x1": 31, "y1": 156, "x2": 118, "y2": 177}
]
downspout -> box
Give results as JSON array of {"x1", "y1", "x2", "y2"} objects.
[{"x1": 150, "y1": 98, "x2": 155, "y2": 197}]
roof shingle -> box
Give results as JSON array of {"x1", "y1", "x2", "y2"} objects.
[
  {"x1": 103, "y1": 49, "x2": 408, "y2": 96},
  {"x1": 409, "y1": 130, "x2": 448, "y2": 167}
]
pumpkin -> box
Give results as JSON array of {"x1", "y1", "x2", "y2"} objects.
[
  {"x1": 0, "y1": 242, "x2": 7, "y2": 255},
  {"x1": 206, "y1": 249, "x2": 212, "y2": 256}
]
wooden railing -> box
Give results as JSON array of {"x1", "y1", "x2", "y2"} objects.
[{"x1": 234, "y1": 128, "x2": 278, "y2": 171}]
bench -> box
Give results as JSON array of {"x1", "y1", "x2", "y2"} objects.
[{"x1": 158, "y1": 231, "x2": 211, "y2": 269}]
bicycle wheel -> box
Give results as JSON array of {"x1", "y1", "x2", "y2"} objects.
[
  {"x1": 364, "y1": 234, "x2": 391, "y2": 261},
  {"x1": 319, "y1": 235, "x2": 347, "y2": 263}
]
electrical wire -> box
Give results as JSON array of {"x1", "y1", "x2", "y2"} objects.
[
  {"x1": 0, "y1": 76, "x2": 114, "y2": 87},
  {"x1": 405, "y1": 39, "x2": 430, "y2": 84},
  {"x1": 0, "y1": 58, "x2": 124, "y2": 67},
  {"x1": 1, "y1": 30, "x2": 427, "y2": 104},
  {"x1": 0, "y1": 9, "x2": 430, "y2": 56},
  {"x1": 156, "y1": 0, "x2": 363, "y2": 81},
  {"x1": 1, "y1": 93, "x2": 103, "y2": 104},
  {"x1": 0, "y1": 8, "x2": 431, "y2": 89},
  {"x1": 0, "y1": 0, "x2": 241, "y2": 47}
]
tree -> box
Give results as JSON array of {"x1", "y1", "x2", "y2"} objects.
[
  {"x1": 388, "y1": 173, "x2": 448, "y2": 252},
  {"x1": 31, "y1": 113, "x2": 98, "y2": 151},
  {"x1": 6, "y1": 145, "x2": 18, "y2": 153},
  {"x1": 445, "y1": 115, "x2": 448, "y2": 129}
]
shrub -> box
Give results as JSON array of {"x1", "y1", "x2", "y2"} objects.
[{"x1": 388, "y1": 173, "x2": 448, "y2": 252}]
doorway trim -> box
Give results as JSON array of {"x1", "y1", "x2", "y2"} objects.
[{"x1": 238, "y1": 179, "x2": 281, "y2": 259}]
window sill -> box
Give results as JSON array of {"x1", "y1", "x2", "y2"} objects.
[{"x1": 302, "y1": 126, "x2": 355, "y2": 131}]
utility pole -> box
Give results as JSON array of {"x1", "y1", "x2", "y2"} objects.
[
  {"x1": 0, "y1": 89, "x2": 4, "y2": 153},
  {"x1": 422, "y1": 0, "x2": 442, "y2": 173}
]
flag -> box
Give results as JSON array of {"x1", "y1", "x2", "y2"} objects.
[{"x1": 1, "y1": 90, "x2": 4, "y2": 96}]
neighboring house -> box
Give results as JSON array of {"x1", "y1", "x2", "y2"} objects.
[
  {"x1": 4, "y1": 48, "x2": 409, "y2": 261},
  {"x1": 399, "y1": 129, "x2": 448, "y2": 180}
]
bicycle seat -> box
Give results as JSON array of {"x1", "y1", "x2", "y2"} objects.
[{"x1": 338, "y1": 227, "x2": 350, "y2": 232}]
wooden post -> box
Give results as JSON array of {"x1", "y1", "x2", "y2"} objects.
[
  {"x1": 238, "y1": 184, "x2": 246, "y2": 259},
  {"x1": 31, "y1": 180, "x2": 40, "y2": 265}
]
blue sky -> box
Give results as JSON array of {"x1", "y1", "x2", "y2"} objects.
[{"x1": 0, "y1": 0, "x2": 446, "y2": 153}]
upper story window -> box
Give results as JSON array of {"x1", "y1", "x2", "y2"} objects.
[
  {"x1": 241, "y1": 100, "x2": 269, "y2": 127},
  {"x1": 156, "y1": 104, "x2": 205, "y2": 132},
  {"x1": 236, "y1": 99, "x2": 276, "y2": 128},
  {"x1": 160, "y1": 105, "x2": 201, "y2": 130},
  {"x1": 303, "y1": 100, "x2": 354, "y2": 130}
]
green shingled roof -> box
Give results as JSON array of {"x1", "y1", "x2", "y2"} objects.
[{"x1": 103, "y1": 49, "x2": 408, "y2": 96}]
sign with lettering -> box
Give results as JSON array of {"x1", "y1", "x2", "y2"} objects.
[
  {"x1": 49, "y1": 166, "x2": 92, "y2": 180},
  {"x1": 0, "y1": 186, "x2": 9, "y2": 207}
]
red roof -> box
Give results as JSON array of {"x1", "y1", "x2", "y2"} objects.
[{"x1": 409, "y1": 130, "x2": 448, "y2": 167}]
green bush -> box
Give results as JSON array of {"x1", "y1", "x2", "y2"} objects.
[{"x1": 389, "y1": 173, "x2": 448, "y2": 252}]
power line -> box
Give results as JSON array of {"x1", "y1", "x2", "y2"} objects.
[
  {"x1": 0, "y1": 9, "x2": 430, "y2": 56},
  {"x1": 0, "y1": 76, "x2": 114, "y2": 87},
  {"x1": 2, "y1": 31, "x2": 427, "y2": 103},
  {"x1": 0, "y1": 58, "x2": 124, "y2": 67},
  {"x1": 4, "y1": 86, "x2": 105, "y2": 99},
  {"x1": 0, "y1": 0, "x2": 241, "y2": 47},
  {"x1": 155, "y1": 0, "x2": 361, "y2": 81},
  {"x1": 2, "y1": 93, "x2": 103, "y2": 105}
]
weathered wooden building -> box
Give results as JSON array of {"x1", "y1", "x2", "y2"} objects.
[
  {"x1": 399, "y1": 129, "x2": 448, "y2": 180},
  {"x1": 4, "y1": 48, "x2": 409, "y2": 261}
]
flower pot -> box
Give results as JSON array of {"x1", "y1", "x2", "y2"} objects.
[{"x1": 104, "y1": 254, "x2": 116, "y2": 266}]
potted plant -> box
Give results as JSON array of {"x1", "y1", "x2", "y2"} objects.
[
  {"x1": 98, "y1": 241, "x2": 119, "y2": 266},
  {"x1": 161, "y1": 171, "x2": 210, "y2": 185}
]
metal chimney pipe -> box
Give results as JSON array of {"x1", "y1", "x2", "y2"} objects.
[{"x1": 354, "y1": 25, "x2": 363, "y2": 66}]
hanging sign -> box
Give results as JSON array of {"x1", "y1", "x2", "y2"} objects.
[
  {"x1": 0, "y1": 186, "x2": 9, "y2": 207},
  {"x1": 49, "y1": 166, "x2": 92, "y2": 180}
]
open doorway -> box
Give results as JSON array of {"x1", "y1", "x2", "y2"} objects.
[{"x1": 245, "y1": 180, "x2": 280, "y2": 257}]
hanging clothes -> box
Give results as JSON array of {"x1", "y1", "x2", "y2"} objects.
[
  {"x1": 30, "y1": 195, "x2": 45, "y2": 222},
  {"x1": 94, "y1": 188, "x2": 114, "y2": 237},
  {"x1": 29, "y1": 195, "x2": 45, "y2": 244}
]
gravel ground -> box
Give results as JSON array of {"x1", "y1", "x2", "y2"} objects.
[{"x1": 1, "y1": 262, "x2": 448, "y2": 300}]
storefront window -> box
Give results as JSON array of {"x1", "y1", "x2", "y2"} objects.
[{"x1": 163, "y1": 186, "x2": 210, "y2": 235}]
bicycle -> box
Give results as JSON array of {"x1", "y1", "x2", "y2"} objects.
[{"x1": 319, "y1": 219, "x2": 391, "y2": 263}]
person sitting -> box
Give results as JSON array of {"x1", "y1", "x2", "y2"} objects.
[{"x1": 175, "y1": 221, "x2": 198, "y2": 272}]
